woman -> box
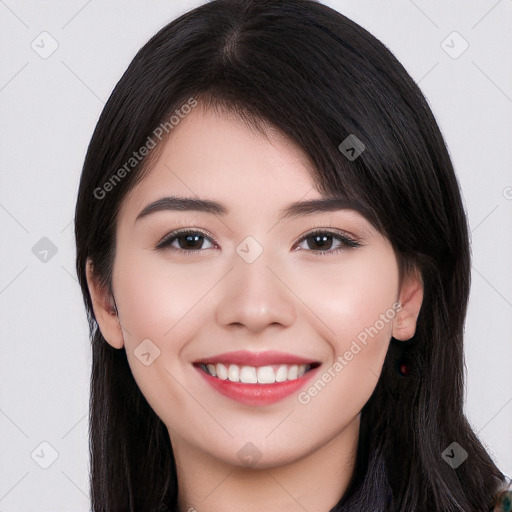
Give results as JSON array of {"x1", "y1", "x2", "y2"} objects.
[{"x1": 74, "y1": 0, "x2": 510, "y2": 510}]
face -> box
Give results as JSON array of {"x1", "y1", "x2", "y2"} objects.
[{"x1": 88, "y1": 104, "x2": 422, "y2": 470}]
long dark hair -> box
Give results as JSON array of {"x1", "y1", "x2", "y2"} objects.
[{"x1": 74, "y1": 1, "x2": 506, "y2": 510}]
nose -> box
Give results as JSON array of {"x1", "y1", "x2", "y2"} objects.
[{"x1": 215, "y1": 249, "x2": 297, "y2": 334}]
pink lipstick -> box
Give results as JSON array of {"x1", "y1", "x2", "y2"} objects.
[{"x1": 194, "y1": 350, "x2": 320, "y2": 406}]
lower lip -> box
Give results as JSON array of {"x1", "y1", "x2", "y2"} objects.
[{"x1": 195, "y1": 366, "x2": 319, "y2": 406}]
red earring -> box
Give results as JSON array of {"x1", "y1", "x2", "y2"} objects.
[{"x1": 398, "y1": 362, "x2": 410, "y2": 377}]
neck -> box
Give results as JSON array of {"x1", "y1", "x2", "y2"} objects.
[{"x1": 171, "y1": 416, "x2": 360, "y2": 512}]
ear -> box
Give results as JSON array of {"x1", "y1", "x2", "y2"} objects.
[
  {"x1": 392, "y1": 268, "x2": 424, "y2": 341},
  {"x1": 85, "y1": 259, "x2": 124, "y2": 349}
]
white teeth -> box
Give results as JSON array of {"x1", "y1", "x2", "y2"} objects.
[
  {"x1": 257, "y1": 366, "x2": 275, "y2": 384},
  {"x1": 240, "y1": 366, "x2": 258, "y2": 383},
  {"x1": 203, "y1": 362, "x2": 311, "y2": 383},
  {"x1": 228, "y1": 364, "x2": 239, "y2": 382},
  {"x1": 216, "y1": 363, "x2": 228, "y2": 380},
  {"x1": 275, "y1": 365, "x2": 288, "y2": 382},
  {"x1": 287, "y1": 365, "x2": 298, "y2": 380}
]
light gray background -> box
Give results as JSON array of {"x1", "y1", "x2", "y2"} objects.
[{"x1": 1, "y1": 1, "x2": 511, "y2": 510}]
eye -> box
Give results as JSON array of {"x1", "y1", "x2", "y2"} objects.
[
  {"x1": 155, "y1": 228, "x2": 361, "y2": 255},
  {"x1": 156, "y1": 229, "x2": 217, "y2": 253},
  {"x1": 294, "y1": 230, "x2": 361, "y2": 255}
]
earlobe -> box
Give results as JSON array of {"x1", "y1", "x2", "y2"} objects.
[
  {"x1": 392, "y1": 269, "x2": 424, "y2": 341},
  {"x1": 85, "y1": 259, "x2": 125, "y2": 349}
]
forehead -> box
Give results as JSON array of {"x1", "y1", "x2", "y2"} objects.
[{"x1": 120, "y1": 105, "x2": 325, "y2": 218}]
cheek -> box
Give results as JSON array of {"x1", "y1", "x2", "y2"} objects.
[
  {"x1": 110, "y1": 252, "x2": 210, "y2": 420},
  {"x1": 290, "y1": 250, "x2": 399, "y2": 421},
  {"x1": 290, "y1": 249, "x2": 399, "y2": 351},
  {"x1": 112, "y1": 250, "x2": 217, "y2": 343}
]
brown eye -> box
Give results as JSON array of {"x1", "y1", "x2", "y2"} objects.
[
  {"x1": 295, "y1": 230, "x2": 360, "y2": 254},
  {"x1": 156, "y1": 230, "x2": 216, "y2": 252}
]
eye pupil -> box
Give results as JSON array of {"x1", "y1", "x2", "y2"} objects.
[
  {"x1": 179, "y1": 233, "x2": 204, "y2": 249},
  {"x1": 309, "y1": 234, "x2": 332, "y2": 250}
]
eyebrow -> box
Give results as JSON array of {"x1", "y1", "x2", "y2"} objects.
[{"x1": 135, "y1": 195, "x2": 370, "y2": 222}]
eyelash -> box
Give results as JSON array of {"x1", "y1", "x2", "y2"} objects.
[{"x1": 155, "y1": 228, "x2": 361, "y2": 255}]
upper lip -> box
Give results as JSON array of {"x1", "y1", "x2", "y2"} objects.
[{"x1": 194, "y1": 350, "x2": 319, "y2": 367}]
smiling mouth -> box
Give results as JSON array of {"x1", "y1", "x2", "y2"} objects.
[{"x1": 197, "y1": 362, "x2": 319, "y2": 384}]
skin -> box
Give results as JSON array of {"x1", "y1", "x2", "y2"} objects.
[{"x1": 87, "y1": 103, "x2": 423, "y2": 512}]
